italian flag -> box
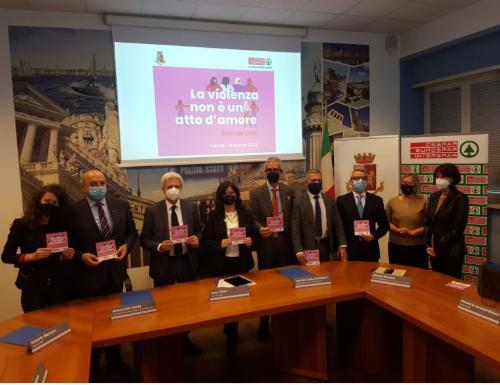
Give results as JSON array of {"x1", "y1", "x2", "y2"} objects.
[{"x1": 320, "y1": 121, "x2": 335, "y2": 197}]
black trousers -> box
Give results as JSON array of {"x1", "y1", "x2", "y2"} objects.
[
  {"x1": 21, "y1": 286, "x2": 66, "y2": 313},
  {"x1": 257, "y1": 232, "x2": 293, "y2": 269},
  {"x1": 431, "y1": 255, "x2": 464, "y2": 279},
  {"x1": 317, "y1": 237, "x2": 332, "y2": 262},
  {"x1": 388, "y1": 242, "x2": 428, "y2": 269},
  {"x1": 83, "y1": 280, "x2": 124, "y2": 371},
  {"x1": 222, "y1": 257, "x2": 250, "y2": 342},
  {"x1": 153, "y1": 255, "x2": 196, "y2": 287}
]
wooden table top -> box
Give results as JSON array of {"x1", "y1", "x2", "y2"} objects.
[
  {"x1": 366, "y1": 265, "x2": 500, "y2": 368},
  {"x1": 1, "y1": 261, "x2": 499, "y2": 382},
  {"x1": 0, "y1": 300, "x2": 93, "y2": 382}
]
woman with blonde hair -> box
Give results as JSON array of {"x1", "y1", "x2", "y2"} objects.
[{"x1": 385, "y1": 174, "x2": 428, "y2": 268}]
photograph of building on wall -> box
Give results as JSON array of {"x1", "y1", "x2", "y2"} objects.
[{"x1": 322, "y1": 42, "x2": 370, "y2": 139}]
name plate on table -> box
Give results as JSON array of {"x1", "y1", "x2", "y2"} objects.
[
  {"x1": 458, "y1": 298, "x2": 500, "y2": 325},
  {"x1": 96, "y1": 240, "x2": 117, "y2": 263},
  {"x1": 294, "y1": 274, "x2": 331, "y2": 288},
  {"x1": 32, "y1": 362, "x2": 48, "y2": 383},
  {"x1": 110, "y1": 302, "x2": 157, "y2": 320},
  {"x1": 370, "y1": 272, "x2": 412, "y2": 288},
  {"x1": 27, "y1": 321, "x2": 71, "y2": 353},
  {"x1": 266, "y1": 215, "x2": 284, "y2": 232},
  {"x1": 46, "y1": 232, "x2": 68, "y2": 253},
  {"x1": 304, "y1": 249, "x2": 320, "y2": 266},
  {"x1": 170, "y1": 225, "x2": 189, "y2": 244},
  {"x1": 229, "y1": 227, "x2": 246, "y2": 245},
  {"x1": 209, "y1": 286, "x2": 250, "y2": 301}
]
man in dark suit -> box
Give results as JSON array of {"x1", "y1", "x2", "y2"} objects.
[
  {"x1": 71, "y1": 169, "x2": 137, "y2": 376},
  {"x1": 336, "y1": 167, "x2": 389, "y2": 262},
  {"x1": 291, "y1": 169, "x2": 347, "y2": 263},
  {"x1": 249, "y1": 157, "x2": 294, "y2": 342},
  {"x1": 140, "y1": 171, "x2": 202, "y2": 354}
]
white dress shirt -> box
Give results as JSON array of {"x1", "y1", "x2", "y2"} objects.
[
  {"x1": 164, "y1": 199, "x2": 188, "y2": 256},
  {"x1": 87, "y1": 197, "x2": 113, "y2": 233}
]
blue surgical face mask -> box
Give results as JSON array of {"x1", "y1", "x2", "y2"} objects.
[
  {"x1": 88, "y1": 186, "x2": 107, "y2": 201},
  {"x1": 352, "y1": 179, "x2": 367, "y2": 194}
]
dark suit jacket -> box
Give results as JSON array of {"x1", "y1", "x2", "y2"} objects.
[
  {"x1": 140, "y1": 199, "x2": 202, "y2": 281},
  {"x1": 202, "y1": 208, "x2": 257, "y2": 276},
  {"x1": 425, "y1": 187, "x2": 468, "y2": 259},
  {"x1": 249, "y1": 182, "x2": 294, "y2": 267},
  {"x1": 71, "y1": 196, "x2": 138, "y2": 294},
  {"x1": 336, "y1": 192, "x2": 389, "y2": 262},
  {"x1": 1, "y1": 218, "x2": 74, "y2": 291},
  {"x1": 291, "y1": 192, "x2": 346, "y2": 259}
]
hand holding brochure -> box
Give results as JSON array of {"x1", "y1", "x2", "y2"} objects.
[
  {"x1": 229, "y1": 227, "x2": 246, "y2": 245},
  {"x1": 96, "y1": 240, "x2": 117, "y2": 262},
  {"x1": 266, "y1": 215, "x2": 284, "y2": 232},
  {"x1": 304, "y1": 249, "x2": 320, "y2": 265},
  {"x1": 46, "y1": 232, "x2": 68, "y2": 253},
  {"x1": 170, "y1": 225, "x2": 188, "y2": 244},
  {"x1": 354, "y1": 220, "x2": 370, "y2": 236}
]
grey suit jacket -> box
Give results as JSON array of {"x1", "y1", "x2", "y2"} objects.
[
  {"x1": 140, "y1": 199, "x2": 202, "y2": 281},
  {"x1": 291, "y1": 192, "x2": 346, "y2": 258},
  {"x1": 249, "y1": 182, "x2": 293, "y2": 234},
  {"x1": 249, "y1": 182, "x2": 294, "y2": 267}
]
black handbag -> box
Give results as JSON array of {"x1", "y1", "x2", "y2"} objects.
[{"x1": 478, "y1": 262, "x2": 500, "y2": 301}]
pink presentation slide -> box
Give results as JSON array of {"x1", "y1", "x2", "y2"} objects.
[{"x1": 153, "y1": 67, "x2": 276, "y2": 156}]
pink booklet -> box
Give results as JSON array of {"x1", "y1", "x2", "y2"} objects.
[
  {"x1": 46, "y1": 232, "x2": 68, "y2": 253},
  {"x1": 304, "y1": 249, "x2": 320, "y2": 265},
  {"x1": 354, "y1": 220, "x2": 370, "y2": 236},
  {"x1": 96, "y1": 240, "x2": 117, "y2": 262},
  {"x1": 229, "y1": 227, "x2": 247, "y2": 245},
  {"x1": 266, "y1": 215, "x2": 284, "y2": 232},
  {"x1": 170, "y1": 225, "x2": 189, "y2": 244}
]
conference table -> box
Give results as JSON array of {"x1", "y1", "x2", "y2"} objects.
[{"x1": 0, "y1": 261, "x2": 499, "y2": 382}]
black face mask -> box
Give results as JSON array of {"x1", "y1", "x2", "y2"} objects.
[
  {"x1": 266, "y1": 171, "x2": 280, "y2": 184},
  {"x1": 307, "y1": 182, "x2": 322, "y2": 195},
  {"x1": 223, "y1": 195, "x2": 236, "y2": 205},
  {"x1": 39, "y1": 203, "x2": 59, "y2": 217},
  {"x1": 401, "y1": 184, "x2": 415, "y2": 195}
]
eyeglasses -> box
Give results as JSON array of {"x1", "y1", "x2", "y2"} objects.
[{"x1": 265, "y1": 168, "x2": 281, "y2": 173}]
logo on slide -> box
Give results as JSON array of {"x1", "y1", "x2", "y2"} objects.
[
  {"x1": 248, "y1": 57, "x2": 265, "y2": 65},
  {"x1": 155, "y1": 51, "x2": 165, "y2": 65}
]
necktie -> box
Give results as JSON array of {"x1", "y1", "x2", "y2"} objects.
[
  {"x1": 271, "y1": 188, "x2": 279, "y2": 217},
  {"x1": 171, "y1": 205, "x2": 183, "y2": 257},
  {"x1": 96, "y1": 202, "x2": 112, "y2": 240},
  {"x1": 356, "y1": 195, "x2": 364, "y2": 218},
  {"x1": 314, "y1": 195, "x2": 322, "y2": 239}
]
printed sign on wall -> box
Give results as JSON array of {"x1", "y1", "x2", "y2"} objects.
[{"x1": 401, "y1": 134, "x2": 489, "y2": 283}]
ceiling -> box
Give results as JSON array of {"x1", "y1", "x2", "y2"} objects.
[{"x1": 0, "y1": 0, "x2": 480, "y2": 34}]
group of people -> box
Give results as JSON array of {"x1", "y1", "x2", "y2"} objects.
[{"x1": 2, "y1": 159, "x2": 469, "y2": 364}]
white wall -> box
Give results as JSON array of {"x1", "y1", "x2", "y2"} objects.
[
  {"x1": 0, "y1": 9, "x2": 399, "y2": 321},
  {"x1": 400, "y1": 0, "x2": 500, "y2": 57}
]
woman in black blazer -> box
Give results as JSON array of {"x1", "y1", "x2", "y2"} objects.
[
  {"x1": 203, "y1": 181, "x2": 257, "y2": 355},
  {"x1": 425, "y1": 164, "x2": 469, "y2": 278},
  {"x1": 1, "y1": 184, "x2": 75, "y2": 312}
]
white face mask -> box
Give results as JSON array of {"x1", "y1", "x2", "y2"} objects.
[
  {"x1": 165, "y1": 187, "x2": 181, "y2": 201},
  {"x1": 435, "y1": 177, "x2": 450, "y2": 191}
]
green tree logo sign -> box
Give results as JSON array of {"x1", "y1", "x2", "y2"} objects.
[{"x1": 460, "y1": 141, "x2": 479, "y2": 158}]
